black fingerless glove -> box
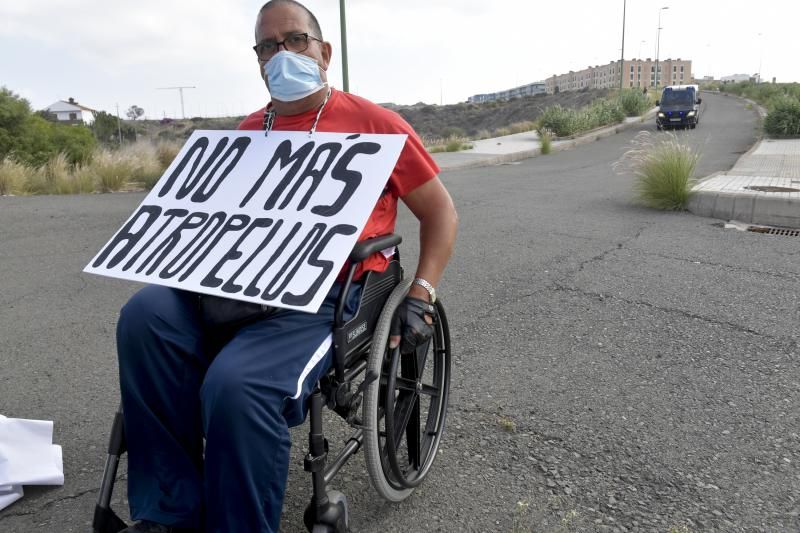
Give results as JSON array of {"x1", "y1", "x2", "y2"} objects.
[{"x1": 391, "y1": 296, "x2": 435, "y2": 354}]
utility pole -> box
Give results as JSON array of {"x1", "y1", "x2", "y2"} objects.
[
  {"x1": 157, "y1": 86, "x2": 196, "y2": 119},
  {"x1": 654, "y1": 6, "x2": 669, "y2": 90},
  {"x1": 339, "y1": 0, "x2": 349, "y2": 93},
  {"x1": 115, "y1": 103, "x2": 122, "y2": 146},
  {"x1": 619, "y1": 0, "x2": 626, "y2": 89}
]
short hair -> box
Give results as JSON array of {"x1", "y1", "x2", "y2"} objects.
[{"x1": 257, "y1": 0, "x2": 323, "y2": 40}]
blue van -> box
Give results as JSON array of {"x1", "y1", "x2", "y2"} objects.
[{"x1": 656, "y1": 85, "x2": 702, "y2": 129}]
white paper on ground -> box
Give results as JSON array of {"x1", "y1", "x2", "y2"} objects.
[
  {"x1": 0, "y1": 414, "x2": 64, "y2": 512},
  {"x1": 0, "y1": 485, "x2": 24, "y2": 511}
]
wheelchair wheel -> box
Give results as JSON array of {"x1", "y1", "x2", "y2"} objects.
[{"x1": 362, "y1": 278, "x2": 452, "y2": 502}]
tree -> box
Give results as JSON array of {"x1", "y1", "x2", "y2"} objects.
[
  {"x1": 92, "y1": 111, "x2": 136, "y2": 146},
  {"x1": 126, "y1": 105, "x2": 144, "y2": 120},
  {"x1": 0, "y1": 86, "x2": 96, "y2": 166}
]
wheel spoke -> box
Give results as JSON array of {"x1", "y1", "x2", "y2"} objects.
[
  {"x1": 418, "y1": 382, "x2": 439, "y2": 397},
  {"x1": 394, "y1": 376, "x2": 418, "y2": 392},
  {"x1": 406, "y1": 394, "x2": 421, "y2": 468},
  {"x1": 392, "y1": 391, "x2": 418, "y2": 450}
]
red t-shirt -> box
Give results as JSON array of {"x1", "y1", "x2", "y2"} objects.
[{"x1": 238, "y1": 88, "x2": 439, "y2": 277}]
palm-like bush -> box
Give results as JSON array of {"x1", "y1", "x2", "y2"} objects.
[{"x1": 615, "y1": 131, "x2": 700, "y2": 210}]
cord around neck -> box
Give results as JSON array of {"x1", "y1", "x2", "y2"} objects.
[{"x1": 262, "y1": 87, "x2": 332, "y2": 137}]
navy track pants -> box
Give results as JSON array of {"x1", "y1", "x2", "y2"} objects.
[{"x1": 116, "y1": 283, "x2": 359, "y2": 532}]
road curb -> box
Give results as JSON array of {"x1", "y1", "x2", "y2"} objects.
[{"x1": 687, "y1": 188, "x2": 800, "y2": 229}]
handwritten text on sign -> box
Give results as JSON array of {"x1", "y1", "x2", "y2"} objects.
[{"x1": 84, "y1": 130, "x2": 407, "y2": 313}]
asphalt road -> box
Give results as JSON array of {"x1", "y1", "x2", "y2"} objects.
[{"x1": 2, "y1": 91, "x2": 798, "y2": 532}]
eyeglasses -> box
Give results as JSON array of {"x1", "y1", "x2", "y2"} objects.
[{"x1": 253, "y1": 33, "x2": 322, "y2": 61}]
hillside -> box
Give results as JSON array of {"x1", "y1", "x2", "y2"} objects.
[
  {"x1": 391, "y1": 88, "x2": 610, "y2": 140},
  {"x1": 132, "y1": 88, "x2": 611, "y2": 143}
]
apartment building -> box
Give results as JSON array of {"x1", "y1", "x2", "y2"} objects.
[
  {"x1": 545, "y1": 58, "x2": 693, "y2": 93},
  {"x1": 468, "y1": 81, "x2": 547, "y2": 103}
]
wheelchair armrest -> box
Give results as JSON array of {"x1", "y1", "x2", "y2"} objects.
[{"x1": 349, "y1": 234, "x2": 402, "y2": 264}]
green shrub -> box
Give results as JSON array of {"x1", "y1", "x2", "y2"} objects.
[
  {"x1": 763, "y1": 97, "x2": 800, "y2": 136},
  {"x1": 615, "y1": 131, "x2": 700, "y2": 210},
  {"x1": 49, "y1": 123, "x2": 96, "y2": 165},
  {"x1": 91, "y1": 111, "x2": 136, "y2": 146},
  {"x1": 720, "y1": 81, "x2": 800, "y2": 109},
  {"x1": 538, "y1": 105, "x2": 584, "y2": 137},
  {"x1": 586, "y1": 99, "x2": 625, "y2": 128},
  {"x1": 617, "y1": 88, "x2": 651, "y2": 116}
]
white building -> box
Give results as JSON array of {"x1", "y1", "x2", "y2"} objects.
[
  {"x1": 45, "y1": 97, "x2": 96, "y2": 125},
  {"x1": 468, "y1": 82, "x2": 547, "y2": 103},
  {"x1": 720, "y1": 74, "x2": 753, "y2": 83}
]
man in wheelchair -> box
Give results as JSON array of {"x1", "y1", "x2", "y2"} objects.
[{"x1": 107, "y1": 1, "x2": 458, "y2": 531}]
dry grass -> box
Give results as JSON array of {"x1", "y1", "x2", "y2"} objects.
[
  {"x1": 0, "y1": 141, "x2": 178, "y2": 195},
  {"x1": 90, "y1": 149, "x2": 136, "y2": 192},
  {"x1": 155, "y1": 141, "x2": 182, "y2": 170},
  {"x1": 539, "y1": 128, "x2": 553, "y2": 155},
  {"x1": 506, "y1": 121, "x2": 538, "y2": 135},
  {"x1": 497, "y1": 415, "x2": 517, "y2": 433},
  {"x1": 0, "y1": 157, "x2": 34, "y2": 195},
  {"x1": 426, "y1": 135, "x2": 472, "y2": 153},
  {"x1": 121, "y1": 142, "x2": 166, "y2": 190}
]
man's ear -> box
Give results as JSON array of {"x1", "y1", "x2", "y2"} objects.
[{"x1": 320, "y1": 41, "x2": 333, "y2": 71}]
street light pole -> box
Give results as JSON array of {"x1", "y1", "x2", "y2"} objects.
[
  {"x1": 619, "y1": 0, "x2": 626, "y2": 89},
  {"x1": 654, "y1": 6, "x2": 669, "y2": 89},
  {"x1": 757, "y1": 32, "x2": 763, "y2": 84},
  {"x1": 339, "y1": 0, "x2": 350, "y2": 93}
]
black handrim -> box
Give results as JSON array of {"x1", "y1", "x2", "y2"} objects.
[{"x1": 379, "y1": 302, "x2": 450, "y2": 489}]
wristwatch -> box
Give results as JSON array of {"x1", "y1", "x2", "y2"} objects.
[{"x1": 412, "y1": 278, "x2": 436, "y2": 303}]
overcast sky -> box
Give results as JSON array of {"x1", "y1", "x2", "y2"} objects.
[{"x1": 1, "y1": 0, "x2": 795, "y2": 119}]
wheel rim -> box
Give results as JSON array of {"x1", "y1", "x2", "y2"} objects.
[{"x1": 378, "y1": 304, "x2": 450, "y2": 489}]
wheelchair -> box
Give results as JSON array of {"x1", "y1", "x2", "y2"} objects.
[{"x1": 92, "y1": 234, "x2": 452, "y2": 533}]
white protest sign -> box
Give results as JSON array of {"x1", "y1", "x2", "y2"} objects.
[{"x1": 85, "y1": 130, "x2": 407, "y2": 313}]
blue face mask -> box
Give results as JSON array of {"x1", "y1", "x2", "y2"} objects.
[{"x1": 264, "y1": 51, "x2": 326, "y2": 102}]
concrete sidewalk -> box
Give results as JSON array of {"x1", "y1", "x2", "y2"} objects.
[
  {"x1": 687, "y1": 139, "x2": 800, "y2": 229},
  {"x1": 431, "y1": 115, "x2": 650, "y2": 171},
  {"x1": 430, "y1": 107, "x2": 800, "y2": 230}
]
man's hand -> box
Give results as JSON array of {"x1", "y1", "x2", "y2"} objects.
[{"x1": 389, "y1": 297, "x2": 434, "y2": 353}]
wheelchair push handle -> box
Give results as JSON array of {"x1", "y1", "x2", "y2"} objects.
[
  {"x1": 348, "y1": 234, "x2": 402, "y2": 264},
  {"x1": 335, "y1": 234, "x2": 402, "y2": 328}
]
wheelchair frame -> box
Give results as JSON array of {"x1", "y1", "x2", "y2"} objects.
[{"x1": 92, "y1": 234, "x2": 452, "y2": 533}]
